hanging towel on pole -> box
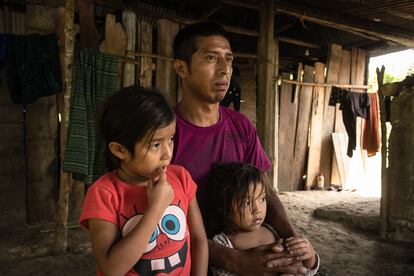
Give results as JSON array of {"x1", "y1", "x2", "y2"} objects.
[
  {"x1": 362, "y1": 93, "x2": 381, "y2": 157},
  {"x1": 63, "y1": 47, "x2": 119, "y2": 184}
]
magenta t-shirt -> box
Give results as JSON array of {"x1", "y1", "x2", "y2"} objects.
[{"x1": 172, "y1": 106, "x2": 271, "y2": 216}]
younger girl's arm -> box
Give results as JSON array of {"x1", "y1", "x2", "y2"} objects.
[
  {"x1": 187, "y1": 197, "x2": 208, "y2": 275},
  {"x1": 89, "y1": 170, "x2": 174, "y2": 276}
]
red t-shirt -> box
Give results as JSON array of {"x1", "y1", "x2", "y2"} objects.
[{"x1": 80, "y1": 165, "x2": 197, "y2": 276}]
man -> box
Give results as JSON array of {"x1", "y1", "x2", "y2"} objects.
[{"x1": 172, "y1": 21, "x2": 309, "y2": 275}]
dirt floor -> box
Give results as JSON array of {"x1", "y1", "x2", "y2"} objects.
[{"x1": 1, "y1": 190, "x2": 413, "y2": 275}]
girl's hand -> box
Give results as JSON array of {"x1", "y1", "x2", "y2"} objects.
[
  {"x1": 284, "y1": 236, "x2": 316, "y2": 269},
  {"x1": 147, "y1": 167, "x2": 174, "y2": 210}
]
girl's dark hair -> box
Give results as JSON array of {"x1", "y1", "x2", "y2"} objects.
[
  {"x1": 207, "y1": 162, "x2": 271, "y2": 236},
  {"x1": 98, "y1": 86, "x2": 175, "y2": 171}
]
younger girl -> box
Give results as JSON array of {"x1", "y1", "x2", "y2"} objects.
[
  {"x1": 80, "y1": 86, "x2": 208, "y2": 276},
  {"x1": 207, "y1": 162, "x2": 319, "y2": 276}
]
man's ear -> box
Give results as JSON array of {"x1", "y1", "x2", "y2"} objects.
[
  {"x1": 109, "y1": 142, "x2": 129, "y2": 160},
  {"x1": 173, "y1": 59, "x2": 189, "y2": 78}
]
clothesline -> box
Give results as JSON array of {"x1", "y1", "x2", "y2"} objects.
[{"x1": 279, "y1": 79, "x2": 376, "y2": 92}]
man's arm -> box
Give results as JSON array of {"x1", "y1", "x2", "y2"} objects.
[
  {"x1": 209, "y1": 239, "x2": 307, "y2": 276},
  {"x1": 266, "y1": 188, "x2": 297, "y2": 238}
]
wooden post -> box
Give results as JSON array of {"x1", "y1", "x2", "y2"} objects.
[
  {"x1": 377, "y1": 65, "x2": 388, "y2": 239},
  {"x1": 55, "y1": 0, "x2": 75, "y2": 253},
  {"x1": 156, "y1": 19, "x2": 179, "y2": 104},
  {"x1": 122, "y1": 11, "x2": 136, "y2": 87},
  {"x1": 137, "y1": 21, "x2": 153, "y2": 88},
  {"x1": 257, "y1": 0, "x2": 278, "y2": 189}
]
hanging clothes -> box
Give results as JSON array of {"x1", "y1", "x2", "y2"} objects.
[
  {"x1": 329, "y1": 86, "x2": 371, "y2": 157},
  {"x1": 362, "y1": 93, "x2": 381, "y2": 157},
  {"x1": 63, "y1": 47, "x2": 119, "y2": 184},
  {"x1": 220, "y1": 67, "x2": 241, "y2": 111},
  {"x1": 6, "y1": 34, "x2": 62, "y2": 104}
]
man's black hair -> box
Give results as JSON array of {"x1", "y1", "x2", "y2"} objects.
[{"x1": 173, "y1": 21, "x2": 231, "y2": 65}]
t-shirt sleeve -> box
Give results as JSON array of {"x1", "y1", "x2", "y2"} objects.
[
  {"x1": 244, "y1": 120, "x2": 271, "y2": 171},
  {"x1": 79, "y1": 181, "x2": 119, "y2": 230}
]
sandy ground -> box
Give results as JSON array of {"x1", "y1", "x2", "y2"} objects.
[{"x1": 1, "y1": 190, "x2": 413, "y2": 275}]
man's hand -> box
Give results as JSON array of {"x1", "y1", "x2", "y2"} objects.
[{"x1": 235, "y1": 242, "x2": 308, "y2": 276}]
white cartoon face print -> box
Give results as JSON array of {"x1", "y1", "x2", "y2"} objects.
[{"x1": 121, "y1": 203, "x2": 188, "y2": 275}]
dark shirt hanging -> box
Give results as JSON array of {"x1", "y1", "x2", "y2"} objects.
[
  {"x1": 329, "y1": 86, "x2": 371, "y2": 157},
  {"x1": 6, "y1": 33, "x2": 62, "y2": 105},
  {"x1": 220, "y1": 67, "x2": 241, "y2": 111}
]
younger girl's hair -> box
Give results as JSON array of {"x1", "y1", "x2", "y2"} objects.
[
  {"x1": 207, "y1": 162, "x2": 272, "y2": 235},
  {"x1": 98, "y1": 86, "x2": 175, "y2": 171}
]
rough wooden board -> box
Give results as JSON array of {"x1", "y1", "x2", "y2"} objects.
[
  {"x1": 306, "y1": 62, "x2": 325, "y2": 189},
  {"x1": 292, "y1": 65, "x2": 314, "y2": 190},
  {"x1": 138, "y1": 20, "x2": 153, "y2": 88},
  {"x1": 122, "y1": 11, "x2": 136, "y2": 87},
  {"x1": 100, "y1": 14, "x2": 126, "y2": 56},
  {"x1": 332, "y1": 133, "x2": 350, "y2": 187},
  {"x1": 293, "y1": 62, "x2": 303, "y2": 104},
  {"x1": 26, "y1": 5, "x2": 54, "y2": 33},
  {"x1": 78, "y1": 0, "x2": 99, "y2": 49},
  {"x1": 156, "y1": 19, "x2": 179, "y2": 104},
  {"x1": 331, "y1": 49, "x2": 351, "y2": 185},
  {"x1": 240, "y1": 66, "x2": 257, "y2": 124},
  {"x1": 320, "y1": 43, "x2": 342, "y2": 186},
  {"x1": 278, "y1": 73, "x2": 297, "y2": 191}
]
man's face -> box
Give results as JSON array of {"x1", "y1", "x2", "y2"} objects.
[{"x1": 182, "y1": 35, "x2": 234, "y2": 104}]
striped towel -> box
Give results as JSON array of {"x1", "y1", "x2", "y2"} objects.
[{"x1": 63, "y1": 47, "x2": 119, "y2": 184}]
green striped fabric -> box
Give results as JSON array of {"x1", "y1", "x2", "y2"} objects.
[{"x1": 63, "y1": 47, "x2": 119, "y2": 184}]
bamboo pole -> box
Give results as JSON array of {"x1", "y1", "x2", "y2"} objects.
[
  {"x1": 55, "y1": 0, "x2": 75, "y2": 253},
  {"x1": 278, "y1": 79, "x2": 372, "y2": 90},
  {"x1": 377, "y1": 65, "x2": 389, "y2": 240}
]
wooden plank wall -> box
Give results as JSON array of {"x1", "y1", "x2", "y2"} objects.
[
  {"x1": 25, "y1": 5, "x2": 59, "y2": 223},
  {"x1": 156, "y1": 19, "x2": 178, "y2": 104},
  {"x1": 291, "y1": 65, "x2": 314, "y2": 190},
  {"x1": 239, "y1": 66, "x2": 257, "y2": 125},
  {"x1": 306, "y1": 62, "x2": 326, "y2": 189},
  {"x1": 0, "y1": 8, "x2": 26, "y2": 226},
  {"x1": 278, "y1": 73, "x2": 297, "y2": 191},
  {"x1": 137, "y1": 21, "x2": 153, "y2": 88},
  {"x1": 0, "y1": 77, "x2": 26, "y2": 226},
  {"x1": 319, "y1": 44, "x2": 342, "y2": 187},
  {"x1": 122, "y1": 11, "x2": 136, "y2": 87},
  {"x1": 331, "y1": 50, "x2": 351, "y2": 186}
]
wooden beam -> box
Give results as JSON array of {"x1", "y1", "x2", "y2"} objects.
[
  {"x1": 220, "y1": 0, "x2": 259, "y2": 11},
  {"x1": 124, "y1": 3, "x2": 322, "y2": 50},
  {"x1": 279, "y1": 36, "x2": 321, "y2": 49},
  {"x1": 201, "y1": 3, "x2": 223, "y2": 20},
  {"x1": 257, "y1": 0, "x2": 278, "y2": 189},
  {"x1": 275, "y1": 1, "x2": 414, "y2": 48}
]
